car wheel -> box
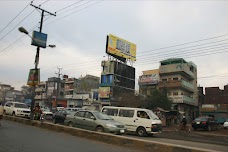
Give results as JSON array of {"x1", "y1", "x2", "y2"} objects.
[
  {"x1": 12, "y1": 112, "x2": 15, "y2": 117},
  {"x1": 68, "y1": 122, "x2": 73, "y2": 127},
  {"x1": 53, "y1": 118, "x2": 57, "y2": 124},
  {"x1": 207, "y1": 125, "x2": 211, "y2": 131},
  {"x1": 95, "y1": 126, "x2": 104, "y2": 132},
  {"x1": 136, "y1": 127, "x2": 147, "y2": 137},
  {"x1": 3, "y1": 110, "x2": 6, "y2": 115}
]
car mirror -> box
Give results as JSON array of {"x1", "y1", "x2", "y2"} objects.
[{"x1": 91, "y1": 116, "x2": 96, "y2": 120}]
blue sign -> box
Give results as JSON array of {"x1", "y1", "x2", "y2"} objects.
[{"x1": 31, "y1": 31, "x2": 48, "y2": 48}]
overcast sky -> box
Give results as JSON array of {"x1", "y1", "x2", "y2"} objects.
[{"x1": 0, "y1": 0, "x2": 228, "y2": 91}]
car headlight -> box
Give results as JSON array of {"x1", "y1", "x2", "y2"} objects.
[{"x1": 106, "y1": 124, "x2": 117, "y2": 128}]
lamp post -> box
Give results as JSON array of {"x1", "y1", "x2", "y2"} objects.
[{"x1": 19, "y1": 26, "x2": 55, "y2": 120}]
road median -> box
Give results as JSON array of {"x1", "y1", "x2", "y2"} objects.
[{"x1": 3, "y1": 115, "x2": 217, "y2": 152}]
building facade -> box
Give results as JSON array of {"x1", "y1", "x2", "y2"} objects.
[
  {"x1": 138, "y1": 58, "x2": 198, "y2": 122},
  {"x1": 100, "y1": 60, "x2": 135, "y2": 105}
]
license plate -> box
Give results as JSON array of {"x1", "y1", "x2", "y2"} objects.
[
  {"x1": 196, "y1": 122, "x2": 200, "y2": 124},
  {"x1": 120, "y1": 130, "x2": 125, "y2": 133}
]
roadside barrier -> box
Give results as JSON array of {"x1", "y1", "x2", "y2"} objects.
[{"x1": 3, "y1": 115, "x2": 217, "y2": 152}]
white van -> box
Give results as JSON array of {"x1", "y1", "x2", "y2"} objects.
[{"x1": 101, "y1": 106, "x2": 162, "y2": 136}]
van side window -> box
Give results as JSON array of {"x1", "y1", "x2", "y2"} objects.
[
  {"x1": 137, "y1": 111, "x2": 150, "y2": 119},
  {"x1": 119, "y1": 110, "x2": 134, "y2": 118},
  {"x1": 102, "y1": 108, "x2": 118, "y2": 116}
]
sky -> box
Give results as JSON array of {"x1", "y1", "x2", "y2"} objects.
[{"x1": 0, "y1": 0, "x2": 228, "y2": 91}]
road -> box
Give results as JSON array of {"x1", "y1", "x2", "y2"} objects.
[
  {"x1": 125, "y1": 132, "x2": 228, "y2": 152},
  {"x1": 0, "y1": 120, "x2": 141, "y2": 152}
]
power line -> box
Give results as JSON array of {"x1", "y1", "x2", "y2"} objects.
[
  {"x1": 0, "y1": 2, "x2": 30, "y2": 35},
  {"x1": 137, "y1": 34, "x2": 228, "y2": 54},
  {"x1": 0, "y1": 9, "x2": 36, "y2": 42},
  {"x1": 55, "y1": 0, "x2": 84, "y2": 13}
]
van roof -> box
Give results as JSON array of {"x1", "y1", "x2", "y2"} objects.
[{"x1": 102, "y1": 106, "x2": 150, "y2": 111}]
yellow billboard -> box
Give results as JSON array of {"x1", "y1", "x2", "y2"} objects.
[
  {"x1": 106, "y1": 34, "x2": 136, "y2": 61},
  {"x1": 99, "y1": 87, "x2": 110, "y2": 98}
]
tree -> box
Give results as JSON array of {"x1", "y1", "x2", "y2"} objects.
[
  {"x1": 145, "y1": 89, "x2": 172, "y2": 110},
  {"x1": 21, "y1": 85, "x2": 33, "y2": 99}
]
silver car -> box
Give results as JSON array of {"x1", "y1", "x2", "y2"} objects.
[{"x1": 64, "y1": 110, "x2": 126, "y2": 134}]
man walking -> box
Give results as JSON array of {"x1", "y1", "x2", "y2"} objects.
[{"x1": 0, "y1": 102, "x2": 4, "y2": 126}]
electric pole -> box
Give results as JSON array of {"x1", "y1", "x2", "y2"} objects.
[
  {"x1": 54, "y1": 67, "x2": 63, "y2": 108},
  {"x1": 30, "y1": 2, "x2": 56, "y2": 120}
]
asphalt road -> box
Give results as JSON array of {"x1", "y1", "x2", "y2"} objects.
[{"x1": 0, "y1": 120, "x2": 141, "y2": 152}]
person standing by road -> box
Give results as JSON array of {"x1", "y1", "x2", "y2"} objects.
[
  {"x1": 0, "y1": 102, "x2": 4, "y2": 126},
  {"x1": 180, "y1": 116, "x2": 187, "y2": 130}
]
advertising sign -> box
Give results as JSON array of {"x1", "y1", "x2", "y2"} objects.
[
  {"x1": 106, "y1": 34, "x2": 136, "y2": 61},
  {"x1": 138, "y1": 74, "x2": 159, "y2": 85},
  {"x1": 31, "y1": 31, "x2": 48, "y2": 48},
  {"x1": 27, "y1": 69, "x2": 40, "y2": 86},
  {"x1": 99, "y1": 87, "x2": 110, "y2": 98}
]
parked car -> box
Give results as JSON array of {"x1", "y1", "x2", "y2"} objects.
[
  {"x1": 3, "y1": 101, "x2": 30, "y2": 118},
  {"x1": 192, "y1": 116, "x2": 221, "y2": 131},
  {"x1": 101, "y1": 106, "x2": 162, "y2": 137},
  {"x1": 64, "y1": 110, "x2": 126, "y2": 135},
  {"x1": 41, "y1": 107, "x2": 53, "y2": 120},
  {"x1": 52, "y1": 109, "x2": 76, "y2": 124},
  {"x1": 223, "y1": 119, "x2": 228, "y2": 129},
  {"x1": 65, "y1": 107, "x2": 82, "y2": 112}
]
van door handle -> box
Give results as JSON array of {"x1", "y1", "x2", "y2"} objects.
[{"x1": 134, "y1": 119, "x2": 138, "y2": 122}]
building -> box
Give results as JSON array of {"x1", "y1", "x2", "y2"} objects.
[
  {"x1": 64, "y1": 75, "x2": 100, "y2": 108},
  {"x1": 46, "y1": 77, "x2": 66, "y2": 108},
  {"x1": 198, "y1": 86, "x2": 205, "y2": 116},
  {"x1": 138, "y1": 58, "x2": 198, "y2": 122},
  {"x1": 0, "y1": 84, "x2": 24, "y2": 103},
  {"x1": 34, "y1": 81, "x2": 47, "y2": 106},
  {"x1": 0, "y1": 84, "x2": 13, "y2": 103},
  {"x1": 100, "y1": 60, "x2": 135, "y2": 105},
  {"x1": 138, "y1": 69, "x2": 160, "y2": 96},
  {"x1": 202, "y1": 85, "x2": 228, "y2": 123}
]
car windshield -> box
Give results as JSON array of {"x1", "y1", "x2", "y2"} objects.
[
  {"x1": 93, "y1": 112, "x2": 113, "y2": 120},
  {"x1": 195, "y1": 117, "x2": 208, "y2": 121},
  {"x1": 147, "y1": 110, "x2": 159, "y2": 120},
  {"x1": 15, "y1": 103, "x2": 28, "y2": 108},
  {"x1": 66, "y1": 110, "x2": 75, "y2": 115}
]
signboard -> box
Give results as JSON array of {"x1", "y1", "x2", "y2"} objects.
[
  {"x1": 99, "y1": 87, "x2": 110, "y2": 98},
  {"x1": 106, "y1": 34, "x2": 136, "y2": 61},
  {"x1": 27, "y1": 69, "x2": 40, "y2": 86},
  {"x1": 31, "y1": 31, "x2": 48, "y2": 48},
  {"x1": 138, "y1": 74, "x2": 159, "y2": 85}
]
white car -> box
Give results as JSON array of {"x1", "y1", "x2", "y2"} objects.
[
  {"x1": 4, "y1": 101, "x2": 30, "y2": 118},
  {"x1": 224, "y1": 119, "x2": 228, "y2": 129}
]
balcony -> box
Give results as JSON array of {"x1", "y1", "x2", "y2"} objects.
[
  {"x1": 169, "y1": 95, "x2": 197, "y2": 106},
  {"x1": 65, "y1": 94, "x2": 73, "y2": 99},
  {"x1": 35, "y1": 88, "x2": 46, "y2": 92},
  {"x1": 158, "y1": 80, "x2": 194, "y2": 92},
  {"x1": 159, "y1": 63, "x2": 195, "y2": 79},
  {"x1": 65, "y1": 78, "x2": 75, "y2": 84},
  {"x1": 65, "y1": 86, "x2": 74, "y2": 91},
  {"x1": 34, "y1": 94, "x2": 46, "y2": 100}
]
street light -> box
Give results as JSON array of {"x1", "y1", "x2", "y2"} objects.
[{"x1": 18, "y1": 26, "x2": 55, "y2": 120}]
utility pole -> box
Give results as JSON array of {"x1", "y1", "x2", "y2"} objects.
[
  {"x1": 54, "y1": 67, "x2": 63, "y2": 108},
  {"x1": 30, "y1": 2, "x2": 56, "y2": 120}
]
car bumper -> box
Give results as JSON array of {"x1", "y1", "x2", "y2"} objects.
[
  {"x1": 105, "y1": 127, "x2": 126, "y2": 134},
  {"x1": 16, "y1": 113, "x2": 30, "y2": 118}
]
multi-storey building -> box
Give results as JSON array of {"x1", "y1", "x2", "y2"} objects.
[
  {"x1": 158, "y1": 58, "x2": 198, "y2": 122},
  {"x1": 100, "y1": 60, "x2": 135, "y2": 105},
  {"x1": 139, "y1": 58, "x2": 198, "y2": 122},
  {"x1": 64, "y1": 75, "x2": 100, "y2": 107},
  {"x1": 46, "y1": 77, "x2": 65, "y2": 108},
  {"x1": 34, "y1": 81, "x2": 47, "y2": 106}
]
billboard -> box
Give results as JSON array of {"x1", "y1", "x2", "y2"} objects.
[
  {"x1": 106, "y1": 34, "x2": 136, "y2": 61},
  {"x1": 27, "y1": 69, "x2": 40, "y2": 86},
  {"x1": 138, "y1": 74, "x2": 159, "y2": 85},
  {"x1": 31, "y1": 31, "x2": 47, "y2": 48},
  {"x1": 99, "y1": 87, "x2": 110, "y2": 98}
]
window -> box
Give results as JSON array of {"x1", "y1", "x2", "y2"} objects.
[
  {"x1": 162, "y1": 79, "x2": 167, "y2": 81},
  {"x1": 61, "y1": 83, "x2": 64, "y2": 88},
  {"x1": 137, "y1": 111, "x2": 150, "y2": 119},
  {"x1": 119, "y1": 110, "x2": 134, "y2": 118},
  {"x1": 173, "y1": 77, "x2": 178, "y2": 80},
  {"x1": 84, "y1": 112, "x2": 94, "y2": 119},
  {"x1": 60, "y1": 92, "x2": 64, "y2": 96},
  {"x1": 173, "y1": 92, "x2": 178, "y2": 96},
  {"x1": 75, "y1": 111, "x2": 85, "y2": 117},
  {"x1": 102, "y1": 108, "x2": 118, "y2": 116}
]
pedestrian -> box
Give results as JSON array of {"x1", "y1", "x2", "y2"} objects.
[
  {"x1": 180, "y1": 116, "x2": 187, "y2": 130},
  {"x1": 0, "y1": 102, "x2": 4, "y2": 126},
  {"x1": 33, "y1": 104, "x2": 42, "y2": 120}
]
